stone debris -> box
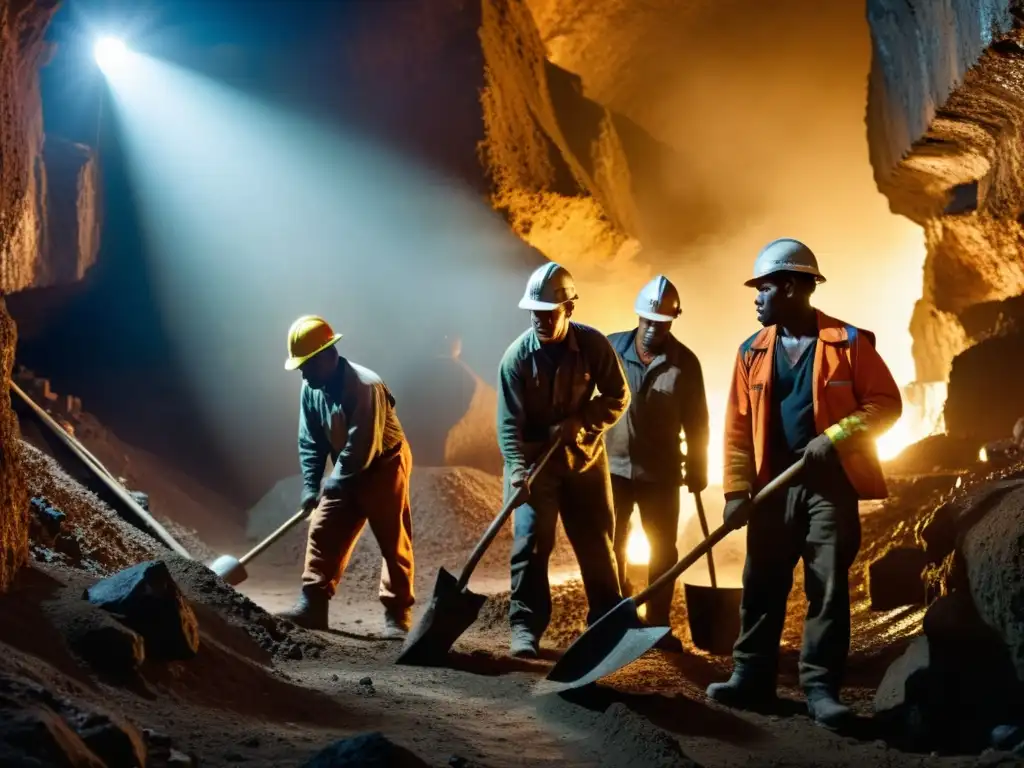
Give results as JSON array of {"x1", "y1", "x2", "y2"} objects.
[{"x1": 86, "y1": 560, "x2": 201, "y2": 661}]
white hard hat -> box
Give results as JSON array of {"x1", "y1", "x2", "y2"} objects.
[
  {"x1": 745, "y1": 238, "x2": 826, "y2": 287},
  {"x1": 634, "y1": 275, "x2": 681, "y2": 322},
  {"x1": 518, "y1": 263, "x2": 578, "y2": 310}
]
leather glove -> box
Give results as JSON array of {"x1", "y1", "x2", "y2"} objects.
[
  {"x1": 802, "y1": 433, "x2": 835, "y2": 465},
  {"x1": 723, "y1": 494, "x2": 754, "y2": 530},
  {"x1": 320, "y1": 473, "x2": 352, "y2": 500},
  {"x1": 551, "y1": 415, "x2": 585, "y2": 446},
  {"x1": 299, "y1": 490, "x2": 319, "y2": 517},
  {"x1": 685, "y1": 470, "x2": 708, "y2": 494},
  {"x1": 509, "y1": 466, "x2": 530, "y2": 504}
]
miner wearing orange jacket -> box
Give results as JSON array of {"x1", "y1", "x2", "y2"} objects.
[{"x1": 705, "y1": 238, "x2": 902, "y2": 730}]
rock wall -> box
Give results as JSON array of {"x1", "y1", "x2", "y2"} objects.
[
  {"x1": 0, "y1": 0, "x2": 71, "y2": 592},
  {"x1": 479, "y1": 0, "x2": 720, "y2": 281},
  {"x1": 867, "y1": 0, "x2": 1024, "y2": 439}
]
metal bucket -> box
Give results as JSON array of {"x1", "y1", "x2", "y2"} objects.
[{"x1": 683, "y1": 582, "x2": 743, "y2": 656}]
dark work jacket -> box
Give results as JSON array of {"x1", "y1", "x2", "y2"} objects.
[
  {"x1": 497, "y1": 322, "x2": 630, "y2": 475},
  {"x1": 605, "y1": 330, "x2": 709, "y2": 487},
  {"x1": 297, "y1": 359, "x2": 405, "y2": 502}
]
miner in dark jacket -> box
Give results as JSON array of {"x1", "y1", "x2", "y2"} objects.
[
  {"x1": 498, "y1": 262, "x2": 629, "y2": 658},
  {"x1": 276, "y1": 315, "x2": 415, "y2": 638},
  {"x1": 606, "y1": 275, "x2": 709, "y2": 652}
]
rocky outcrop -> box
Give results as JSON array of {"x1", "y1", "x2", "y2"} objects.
[
  {"x1": 867, "y1": 0, "x2": 1017, "y2": 223},
  {"x1": 39, "y1": 136, "x2": 100, "y2": 286},
  {"x1": 479, "y1": 0, "x2": 717, "y2": 280},
  {"x1": 0, "y1": 0, "x2": 62, "y2": 593},
  {"x1": 867, "y1": 0, "x2": 1024, "y2": 444}
]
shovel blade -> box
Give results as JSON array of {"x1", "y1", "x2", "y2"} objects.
[
  {"x1": 395, "y1": 567, "x2": 488, "y2": 666},
  {"x1": 544, "y1": 598, "x2": 670, "y2": 692},
  {"x1": 208, "y1": 555, "x2": 246, "y2": 586}
]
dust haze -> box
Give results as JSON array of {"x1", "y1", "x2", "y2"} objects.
[{"x1": 100, "y1": 0, "x2": 922, "y2": 505}]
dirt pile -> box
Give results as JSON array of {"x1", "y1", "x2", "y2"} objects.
[
  {"x1": 0, "y1": 556, "x2": 364, "y2": 766},
  {"x1": 14, "y1": 366, "x2": 244, "y2": 548},
  {"x1": 22, "y1": 441, "x2": 167, "y2": 573}
]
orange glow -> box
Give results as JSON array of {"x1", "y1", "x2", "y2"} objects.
[{"x1": 625, "y1": 512, "x2": 650, "y2": 565}]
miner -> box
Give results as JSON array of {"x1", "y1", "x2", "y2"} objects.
[
  {"x1": 499, "y1": 263, "x2": 629, "y2": 658},
  {"x1": 606, "y1": 275, "x2": 709, "y2": 653},
  {"x1": 706, "y1": 238, "x2": 901, "y2": 729},
  {"x1": 277, "y1": 315, "x2": 415, "y2": 638}
]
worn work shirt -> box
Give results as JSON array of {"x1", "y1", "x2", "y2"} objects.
[
  {"x1": 605, "y1": 330, "x2": 709, "y2": 487},
  {"x1": 298, "y1": 358, "x2": 405, "y2": 501},
  {"x1": 769, "y1": 338, "x2": 817, "y2": 475},
  {"x1": 497, "y1": 322, "x2": 630, "y2": 476}
]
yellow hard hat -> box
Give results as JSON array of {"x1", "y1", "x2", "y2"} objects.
[{"x1": 284, "y1": 315, "x2": 343, "y2": 371}]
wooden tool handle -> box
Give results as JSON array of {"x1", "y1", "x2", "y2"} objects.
[
  {"x1": 12, "y1": 382, "x2": 192, "y2": 559},
  {"x1": 692, "y1": 491, "x2": 717, "y2": 588},
  {"x1": 456, "y1": 440, "x2": 561, "y2": 590},
  {"x1": 633, "y1": 456, "x2": 806, "y2": 607},
  {"x1": 238, "y1": 507, "x2": 310, "y2": 566}
]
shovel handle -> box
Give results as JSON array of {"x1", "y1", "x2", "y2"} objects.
[
  {"x1": 692, "y1": 491, "x2": 717, "y2": 588},
  {"x1": 12, "y1": 382, "x2": 193, "y2": 559},
  {"x1": 456, "y1": 439, "x2": 561, "y2": 591},
  {"x1": 633, "y1": 456, "x2": 806, "y2": 608},
  {"x1": 237, "y1": 507, "x2": 311, "y2": 566}
]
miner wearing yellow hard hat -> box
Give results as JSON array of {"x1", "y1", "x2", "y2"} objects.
[
  {"x1": 706, "y1": 238, "x2": 901, "y2": 728},
  {"x1": 276, "y1": 315, "x2": 415, "y2": 638}
]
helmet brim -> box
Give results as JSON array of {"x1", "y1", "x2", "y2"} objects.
[
  {"x1": 284, "y1": 333, "x2": 343, "y2": 371},
  {"x1": 744, "y1": 268, "x2": 826, "y2": 287},
  {"x1": 637, "y1": 310, "x2": 679, "y2": 322},
  {"x1": 518, "y1": 297, "x2": 568, "y2": 311}
]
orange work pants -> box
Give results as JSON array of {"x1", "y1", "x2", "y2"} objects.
[{"x1": 302, "y1": 440, "x2": 415, "y2": 618}]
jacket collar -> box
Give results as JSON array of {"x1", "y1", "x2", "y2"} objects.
[
  {"x1": 622, "y1": 328, "x2": 681, "y2": 366},
  {"x1": 748, "y1": 309, "x2": 847, "y2": 350},
  {"x1": 525, "y1": 322, "x2": 580, "y2": 353}
]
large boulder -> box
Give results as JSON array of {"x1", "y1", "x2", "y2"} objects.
[
  {"x1": 85, "y1": 560, "x2": 200, "y2": 661},
  {"x1": 301, "y1": 732, "x2": 428, "y2": 768},
  {"x1": 866, "y1": 546, "x2": 930, "y2": 611},
  {"x1": 875, "y1": 591, "x2": 1022, "y2": 752},
  {"x1": 959, "y1": 482, "x2": 1024, "y2": 683}
]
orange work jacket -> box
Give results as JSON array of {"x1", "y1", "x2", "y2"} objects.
[{"x1": 723, "y1": 310, "x2": 902, "y2": 500}]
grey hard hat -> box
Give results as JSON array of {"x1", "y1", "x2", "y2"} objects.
[
  {"x1": 634, "y1": 275, "x2": 681, "y2": 322},
  {"x1": 519, "y1": 263, "x2": 578, "y2": 310},
  {"x1": 745, "y1": 238, "x2": 826, "y2": 287}
]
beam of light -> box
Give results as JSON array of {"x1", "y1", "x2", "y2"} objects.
[
  {"x1": 100, "y1": 50, "x2": 538, "y2": 497},
  {"x1": 93, "y1": 37, "x2": 128, "y2": 74}
]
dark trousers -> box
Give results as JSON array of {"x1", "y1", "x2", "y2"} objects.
[
  {"x1": 734, "y1": 464, "x2": 861, "y2": 693},
  {"x1": 508, "y1": 452, "x2": 622, "y2": 637},
  {"x1": 610, "y1": 476, "x2": 680, "y2": 626}
]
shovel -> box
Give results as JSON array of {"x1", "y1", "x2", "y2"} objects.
[
  {"x1": 11, "y1": 382, "x2": 192, "y2": 559},
  {"x1": 684, "y1": 491, "x2": 742, "y2": 655},
  {"x1": 396, "y1": 440, "x2": 561, "y2": 666},
  {"x1": 544, "y1": 456, "x2": 806, "y2": 691},
  {"x1": 208, "y1": 507, "x2": 310, "y2": 586}
]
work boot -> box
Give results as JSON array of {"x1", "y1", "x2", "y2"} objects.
[
  {"x1": 277, "y1": 588, "x2": 329, "y2": 631},
  {"x1": 382, "y1": 611, "x2": 411, "y2": 640},
  {"x1": 510, "y1": 625, "x2": 539, "y2": 659},
  {"x1": 805, "y1": 688, "x2": 852, "y2": 730},
  {"x1": 705, "y1": 668, "x2": 777, "y2": 712}
]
